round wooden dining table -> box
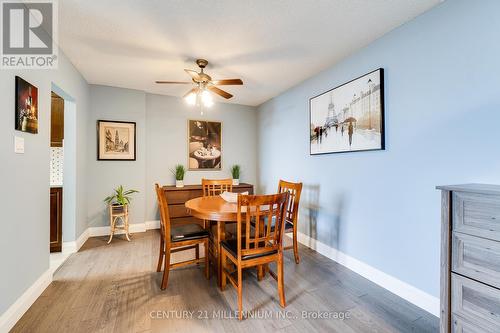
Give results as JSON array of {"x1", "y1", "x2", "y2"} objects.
[
  {"x1": 185, "y1": 195, "x2": 239, "y2": 222},
  {"x1": 185, "y1": 196, "x2": 239, "y2": 288}
]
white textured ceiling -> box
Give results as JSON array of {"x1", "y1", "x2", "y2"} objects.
[{"x1": 58, "y1": 0, "x2": 441, "y2": 106}]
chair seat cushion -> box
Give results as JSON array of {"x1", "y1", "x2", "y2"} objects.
[
  {"x1": 171, "y1": 224, "x2": 209, "y2": 242},
  {"x1": 221, "y1": 238, "x2": 277, "y2": 260}
]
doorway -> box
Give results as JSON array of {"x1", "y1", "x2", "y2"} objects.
[
  {"x1": 49, "y1": 84, "x2": 77, "y2": 270},
  {"x1": 50, "y1": 92, "x2": 64, "y2": 252}
]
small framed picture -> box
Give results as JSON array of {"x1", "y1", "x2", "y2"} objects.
[
  {"x1": 15, "y1": 76, "x2": 39, "y2": 134},
  {"x1": 97, "y1": 120, "x2": 136, "y2": 161}
]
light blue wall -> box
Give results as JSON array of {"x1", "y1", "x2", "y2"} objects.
[
  {"x1": 257, "y1": 0, "x2": 500, "y2": 297},
  {"x1": 0, "y1": 51, "x2": 89, "y2": 315},
  {"x1": 87, "y1": 85, "x2": 147, "y2": 229},
  {"x1": 87, "y1": 86, "x2": 258, "y2": 226},
  {"x1": 146, "y1": 93, "x2": 257, "y2": 221}
]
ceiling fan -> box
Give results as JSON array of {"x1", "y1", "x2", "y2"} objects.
[{"x1": 155, "y1": 59, "x2": 243, "y2": 107}]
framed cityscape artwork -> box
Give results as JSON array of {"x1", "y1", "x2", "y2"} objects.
[
  {"x1": 188, "y1": 120, "x2": 222, "y2": 170},
  {"x1": 97, "y1": 120, "x2": 136, "y2": 160},
  {"x1": 15, "y1": 76, "x2": 39, "y2": 134},
  {"x1": 310, "y1": 68, "x2": 385, "y2": 155}
]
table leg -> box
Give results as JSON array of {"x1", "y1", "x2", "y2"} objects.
[{"x1": 217, "y1": 221, "x2": 226, "y2": 288}]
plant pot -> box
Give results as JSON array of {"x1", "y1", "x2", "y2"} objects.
[
  {"x1": 176, "y1": 180, "x2": 184, "y2": 188},
  {"x1": 111, "y1": 203, "x2": 126, "y2": 214},
  {"x1": 232, "y1": 179, "x2": 239, "y2": 186}
]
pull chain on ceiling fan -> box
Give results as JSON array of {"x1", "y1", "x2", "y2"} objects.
[{"x1": 155, "y1": 59, "x2": 243, "y2": 108}]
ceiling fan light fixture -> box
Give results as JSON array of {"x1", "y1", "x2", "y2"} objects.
[
  {"x1": 185, "y1": 91, "x2": 197, "y2": 105},
  {"x1": 201, "y1": 89, "x2": 214, "y2": 108},
  {"x1": 156, "y1": 59, "x2": 242, "y2": 108}
]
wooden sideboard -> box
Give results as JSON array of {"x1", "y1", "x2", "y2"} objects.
[
  {"x1": 163, "y1": 183, "x2": 254, "y2": 226},
  {"x1": 437, "y1": 184, "x2": 500, "y2": 333}
]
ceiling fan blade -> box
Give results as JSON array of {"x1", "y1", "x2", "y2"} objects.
[
  {"x1": 184, "y1": 69, "x2": 201, "y2": 81},
  {"x1": 208, "y1": 86, "x2": 233, "y2": 99},
  {"x1": 155, "y1": 81, "x2": 191, "y2": 84},
  {"x1": 211, "y1": 79, "x2": 243, "y2": 86},
  {"x1": 183, "y1": 87, "x2": 199, "y2": 98}
]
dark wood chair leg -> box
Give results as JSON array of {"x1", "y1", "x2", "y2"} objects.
[
  {"x1": 293, "y1": 227, "x2": 300, "y2": 264},
  {"x1": 221, "y1": 250, "x2": 227, "y2": 291},
  {"x1": 277, "y1": 253, "x2": 286, "y2": 307},
  {"x1": 217, "y1": 221, "x2": 225, "y2": 288},
  {"x1": 156, "y1": 238, "x2": 164, "y2": 272},
  {"x1": 237, "y1": 266, "x2": 243, "y2": 320},
  {"x1": 204, "y1": 239, "x2": 209, "y2": 279},
  {"x1": 257, "y1": 265, "x2": 263, "y2": 281},
  {"x1": 161, "y1": 247, "x2": 171, "y2": 290}
]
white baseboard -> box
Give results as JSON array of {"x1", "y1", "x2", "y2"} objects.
[
  {"x1": 295, "y1": 231, "x2": 440, "y2": 317},
  {"x1": 0, "y1": 269, "x2": 52, "y2": 333},
  {"x1": 145, "y1": 220, "x2": 160, "y2": 230},
  {"x1": 75, "y1": 228, "x2": 90, "y2": 250},
  {"x1": 88, "y1": 220, "x2": 160, "y2": 237},
  {"x1": 62, "y1": 227, "x2": 89, "y2": 254}
]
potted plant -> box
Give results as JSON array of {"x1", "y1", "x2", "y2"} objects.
[
  {"x1": 172, "y1": 164, "x2": 186, "y2": 188},
  {"x1": 231, "y1": 165, "x2": 241, "y2": 185},
  {"x1": 104, "y1": 185, "x2": 139, "y2": 213}
]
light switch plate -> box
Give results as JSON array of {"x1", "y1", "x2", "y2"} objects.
[{"x1": 14, "y1": 136, "x2": 24, "y2": 154}]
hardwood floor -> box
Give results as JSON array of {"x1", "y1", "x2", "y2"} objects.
[{"x1": 12, "y1": 230, "x2": 438, "y2": 332}]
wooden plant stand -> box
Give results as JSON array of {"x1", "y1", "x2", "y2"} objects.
[{"x1": 107, "y1": 204, "x2": 131, "y2": 244}]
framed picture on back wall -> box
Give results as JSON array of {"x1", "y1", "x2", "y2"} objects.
[
  {"x1": 310, "y1": 68, "x2": 385, "y2": 155},
  {"x1": 188, "y1": 120, "x2": 222, "y2": 170},
  {"x1": 97, "y1": 120, "x2": 136, "y2": 160}
]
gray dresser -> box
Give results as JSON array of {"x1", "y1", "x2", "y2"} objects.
[{"x1": 438, "y1": 184, "x2": 500, "y2": 333}]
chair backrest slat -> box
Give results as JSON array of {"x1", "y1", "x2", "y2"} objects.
[
  {"x1": 246, "y1": 211, "x2": 251, "y2": 249},
  {"x1": 278, "y1": 180, "x2": 303, "y2": 226},
  {"x1": 155, "y1": 184, "x2": 171, "y2": 246},
  {"x1": 265, "y1": 204, "x2": 273, "y2": 243},
  {"x1": 236, "y1": 192, "x2": 289, "y2": 260},
  {"x1": 202, "y1": 178, "x2": 233, "y2": 196}
]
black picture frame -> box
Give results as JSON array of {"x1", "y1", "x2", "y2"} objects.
[
  {"x1": 309, "y1": 68, "x2": 385, "y2": 155},
  {"x1": 97, "y1": 120, "x2": 136, "y2": 161}
]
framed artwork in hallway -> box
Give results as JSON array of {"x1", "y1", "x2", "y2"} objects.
[
  {"x1": 309, "y1": 68, "x2": 385, "y2": 155},
  {"x1": 15, "y1": 76, "x2": 39, "y2": 134},
  {"x1": 188, "y1": 120, "x2": 222, "y2": 170},
  {"x1": 97, "y1": 120, "x2": 136, "y2": 160}
]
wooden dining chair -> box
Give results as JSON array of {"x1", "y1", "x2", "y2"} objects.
[
  {"x1": 155, "y1": 184, "x2": 209, "y2": 290},
  {"x1": 201, "y1": 178, "x2": 233, "y2": 196},
  {"x1": 201, "y1": 178, "x2": 234, "y2": 276},
  {"x1": 201, "y1": 178, "x2": 234, "y2": 232},
  {"x1": 278, "y1": 180, "x2": 303, "y2": 264},
  {"x1": 220, "y1": 192, "x2": 289, "y2": 320}
]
